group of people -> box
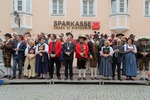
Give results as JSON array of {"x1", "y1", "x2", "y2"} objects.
[{"x1": 0, "y1": 31, "x2": 150, "y2": 81}]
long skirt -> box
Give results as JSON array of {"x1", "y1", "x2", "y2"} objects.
[
  {"x1": 35, "y1": 53, "x2": 49, "y2": 75},
  {"x1": 124, "y1": 52, "x2": 137, "y2": 77},
  {"x1": 99, "y1": 56, "x2": 112, "y2": 77},
  {"x1": 24, "y1": 54, "x2": 36, "y2": 77}
]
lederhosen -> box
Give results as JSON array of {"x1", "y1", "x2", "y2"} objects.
[
  {"x1": 138, "y1": 44, "x2": 150, "y2": 71},
  {"x1": 90, "y1": 42, "x2": 98, "y2": 68}
]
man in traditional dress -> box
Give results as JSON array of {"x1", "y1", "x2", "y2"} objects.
[
  {"x1": 137, "y1": 38, "x2": 150, "y2": 80},
  {"x1": 114, "y1": 33, "x2": 124, "y2": 45},
  {"x1": 49, "y1": 34, "x2": 62, "y2": 80},
  {"x1": 88, "y1": 34, "x2": 101, "y2": 80},
  {"x1": 112, "y1": 39, "x2": 124, "y2": 80},
  {"x1": 63, "y1": 32, "x2": 75, "y2": 80},
  {"x1": 0, "y1": 33, "x2": 14, "y2": 78},
  {"x1": 76, "y1": 35, "x2": 89, "y2": 80}
]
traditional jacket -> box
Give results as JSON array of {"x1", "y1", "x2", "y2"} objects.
[
  {"x1": 137, "y1": 44, "x2": 150, "y2": 59},
  {"x1": 48, "y1": 40, "x2": 62, "y2": 57},
  {"x1": 1, "y1": 39, "x2": 14, "y2": 56},
  {"x1": 75, "y1": 42, "x2": 89, "y2": 58},
  {"x1": 88, "y1": 41, "x2": 101, "y2": 57}
]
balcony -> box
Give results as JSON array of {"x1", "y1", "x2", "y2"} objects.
[
  {"x1": 11, "y1": 13, "x2": 32, "y2": 34},
  {"x1": 110, "y1": 14, "x2": 130, "y2": 33}
]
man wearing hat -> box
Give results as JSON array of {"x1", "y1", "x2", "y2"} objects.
[
  {"x1": 76, "y1": 35, "x2": 89, "y2": 80},
  {"x1": 0, "y1": 33, "x2": 14, "y2": 78},
  {"x1": 114, "y1": 33, "x2": 124, "y2": 45},
  {"x1": 137, "y1": 38, "x2": 150, "y2": 80},
  {"x1": 62, "y1": 32, "x2": 75, "y2": 80},
  {"x1": 88, "y1": 34, "x2": 101, "y2": 80},
  {"x1": 129, "y1": 34, "x2": 135, "y2": 40}
]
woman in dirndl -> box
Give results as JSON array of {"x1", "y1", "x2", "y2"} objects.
[
  {"x1": 124, "y1": 38, "x2": 137, "y2": 80},
  {"x1": 24, "y1": 39, "x2": 36, "y2": 79},
  {"x1": 35, "y1": 36, "x2": 49, "y2": 79},
  {"x1": 100, "y1": 40, "x2": 114, "y2": 80}
]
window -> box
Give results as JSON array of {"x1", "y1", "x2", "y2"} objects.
[
  {"x1": 18, "y1": 0, "x2": 22, "y2": 11},
  {"x1": 145, "y1": 0, "x2": 150, "y2": 16},
  {"x1": 26, "y1": 0, "x2": 31, "y2": 13},
  {"x1": 111, "y1": 0, "x2": 128, "y2": 14},
  {"x1": 112, "y1": 0, "x2": 117, "y2": 14},
  {"x1": 82, "y1": 0, "x2": 95, "y2": 16},
  {"x1": 13, "y1": 0, "x2": 32, "y2": 13},
  {"x1": 52, "y1": 0, "x2": 65, "y2": 15}
]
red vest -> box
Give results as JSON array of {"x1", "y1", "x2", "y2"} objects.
[
  {"x1": 48, "y1": 40, "x2": 62, "y2": 57},
  {"x1": 75, "y1": 43, "x2": 89, "y2": 58}
]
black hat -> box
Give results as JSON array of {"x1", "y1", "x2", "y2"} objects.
[
  {"x1": 94, "y1": 31, "x2": 97, "y2": 34},
  {"x1": 130, "y1": 34, "x2": 135, "y2": 38},
  {"x1": 66, "y1": 32, "x2": 73, "y2": 38},
  {"x1": 116, "y1": 33, "x2": 124, "y2": 37},
  {"x1": 4, "y1": 33, "x2": 12, "y2": 38},
  {"x1": 78, "y1": 35, "x2": 86, "y2": 40},
  {"x1": 111, "y1": 34, "x2": 115, "y2": 37},
  {"x1": 138, "y1": 38, "x2": 149, "y2": 41},
  {"x1": 93, "y1": 34, "x2": 99, "y2": 39}
]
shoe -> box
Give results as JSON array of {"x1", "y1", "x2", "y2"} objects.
[
  {"x1": 58, "y1": 77, "x2": 61, "y2": 80},
  {"x1": 145, "y1": 78, "x2": 148, "y2": 81},
  {"x1": 83, "y1": 77, "x2": 86, "y2": 80},
  {"x1": 91, "y1": 77, "x2": 94, "y2": 80},
  {"x1": 70, "y1": 77, "x2": 73, "y2": 80},
  {"x1": 27, "y1": 77, "x2": 31, "y2": 79},
  {"x1": 95, "y1": 77, "x2": 99, "y2": 80},
  {"x1": 3, "y1": 75, "x2": 8, "y2": 78},
  {"x1": 103, "y1": 78, "x2": 106, "y2": 80},
  {"x1": 49, "y1": 76, "x2": 53, "y2": 79},
  {"x1": 18, "y1": 76, "x2": 21, "y2": 79},
  {"x1": 40, "y1": 76, "x2": 43, "y2": 79},
  {"x1": 129, "y1": 77, "x2": 134, "y2": 81},
  {"x1": 112, "y1": 77, "x2": 115, "y2": 80},
  {"x1": 7, "y1": 75, "x2": 11, "y2": 79},
  {"x1": 107, "y1": 78, "x2": 110, "y2": 80},
  {"x1": 42, "y1": 77, "x2": 45, "y2": 79},
  {"x1": 78, "y1": 77, "x2": 81, "y2": 80},
  {"x1": 126, "y1": 77, "x2": 129, "y2": 80},
  {"x1": 64, "y1": 77, "x2": 68, "y2": 80},
  {"x1": 140, "y1": 77, "x2": 144, "y2": 81},
  {"x1": 10, "y1": 76, "x2": 16, "y2": 80},
  {"x1": 118, "y1": 78, "x2": 122, "y2": 81}
]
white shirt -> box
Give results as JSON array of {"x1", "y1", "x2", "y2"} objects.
[
  {"x1": 124, "y1": 44, "x2": 137, "y2": 53},
  {"x1": 16, "y1": 41, "x2": 22, "y2": 54}
]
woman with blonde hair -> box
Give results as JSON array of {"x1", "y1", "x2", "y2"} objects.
[
  {"x1": 99, "y1": 40, "x2": 114, "y2": 80},
  {"x1": 24, "y1": 40, "x2": 36, "y2": 79}
]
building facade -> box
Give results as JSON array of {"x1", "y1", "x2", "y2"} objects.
[{"x1": 0, "y1": 0, "x2": 150, "y2": 39}]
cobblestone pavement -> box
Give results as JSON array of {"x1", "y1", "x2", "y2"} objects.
[{"x1": 0, "y1": 85, "x2": 150, "y2": 100}]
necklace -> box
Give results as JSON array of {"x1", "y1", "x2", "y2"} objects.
[{"x1": 67, "y1": 42, "x2": 71, "y2": 50}]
